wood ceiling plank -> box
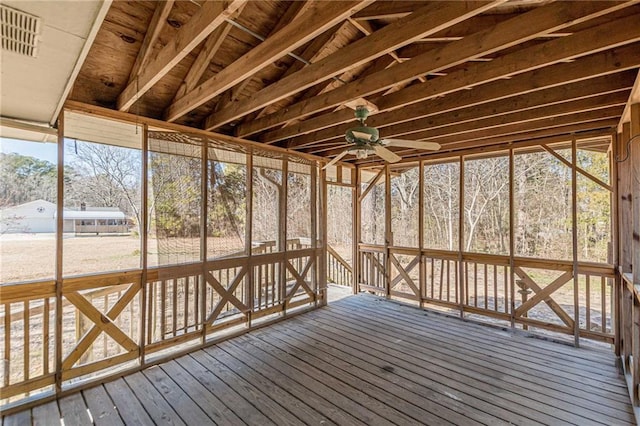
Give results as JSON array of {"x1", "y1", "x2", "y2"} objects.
[
  {"x1": 359, "y1": 75, "x2": 633, "y2": 140},
  {"x1": 375, "y1": 10, "x2": 640, "y2": 113},
  {"x1": 117, "y1": 0, "x2": 247, "y2": 111},
  {"x1": 165, "y1": 0, "x2": 373, "y2": 122},
  {"x1": 206, "y1": 1, "x2": 504, "y2": 131},
  {"x1": 213, "y1": 1, "x2": 316, "y2": 112},
  {"x1": 251, "y1": 21, "x2": 352, "y2": 121},
  {"x1": 285, "y1": 43, "x2": 640, "y2": 148},
  {"x1": 401, "y1": 91, "x2": 629, "y2": 141},
  {"x1": 404, "y1": 106, "x2": 624, "y2": 149},
  {"x1": 254, "y1": 1, "x2": 636, "y2": 142},
  {"x1": 172, "y1": 4, "x2": 247, "y2": 102},
  {"x1": 126, "y1": 0, "x2": 175, "y2": 85}
]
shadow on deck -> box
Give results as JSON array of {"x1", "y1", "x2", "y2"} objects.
[{"x1": 2, "y1": 293, "x2": 634, "y2": 425}]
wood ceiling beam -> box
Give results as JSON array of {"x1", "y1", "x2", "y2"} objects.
[
  {"x1": 206, "y1": 1, "x2": 504, "y2": 131},
  {"x1": 310, "y1": 97, "x2": 625, "y2": 157},
  {"x1": 117, "y1": 0, "x2": 247, "y2": 112},
  {"x1": 284, "y1": 43, "x2": 640, "y2": 148},
  {"x1": 355, "y1": 126, "x2": 615, "y2": 166},
  {"x1": 164, "y1": 1, "x2": 373, "y2": 122},
  {"x1": 213, "y1": 1, "x2": 315, "y2": 112},
  {"x1": 374, "y1": 9, "x2": 640, "y2": 113},
  {"x1": 386, "y1": 89, "x2": 631, "y2": 141},
  {"x1": 391, "y1": 119, "x2": 620, "y2": 161},
  {"x1": 393, "y1": 91, "x2": 628, "y2": 142},
  {"x1": 250, "y1": 21, "x2": 351, "y2": 121},
  {"x1": 312, "y1": 101, "x2": 626, "y2": 155},
  {"x1": 172, "y1": 4, "x2": 247, "y2": 102},
  {"x1": 352, "y1": 2, "x2": 415, "y2": 21},
  {"x1": 618, "y1": 69, "x2": 640, "y2": 131},
  {"x1": 126, "y1": 0, "x2": 175, "y2": 86},
  {"x1": 394, "y1": 106, "x2": 624, "y2": 151},
  {"x1": 309, "y1": 72, "x2": 634, "y2": 147},
  {"x1": 248, "y1": 1, "x2": 633, "y2": 141},
  {"x1": 380, "y1": 79, "x2": 633, "y2": 141}
]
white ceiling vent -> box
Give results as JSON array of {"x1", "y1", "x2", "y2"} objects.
[{"x1": 1, "y1": 4, "x2": 41, "y2": 57}]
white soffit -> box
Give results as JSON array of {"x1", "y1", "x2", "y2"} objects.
[{"x1": 0, "y1": 0, "x2": 107, "y2": 128}]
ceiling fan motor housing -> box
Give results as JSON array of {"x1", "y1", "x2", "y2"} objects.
[{"x1": 345, "y1": 125, "x2": 380, "y2": 144}]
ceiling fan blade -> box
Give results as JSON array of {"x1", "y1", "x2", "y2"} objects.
[
  {"x1": 373, "y1": 146, "x2": 402, "y2": 163},
  {"x1": 352, "y1": 130, "x2": 375, "y2": 141},
  {"x1": 322, "y1": 150, "x2": 349, "y2": 170},
  {"x1": 382, "y1": 139, "x2": 441, "y2": 150}
]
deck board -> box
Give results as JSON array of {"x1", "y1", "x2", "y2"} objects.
[{"x1": 2, "y1": 294, "x2": 635, "y2": 425}]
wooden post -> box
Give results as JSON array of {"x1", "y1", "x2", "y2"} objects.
[
  {"x1": 458, "y1": 156, "x2": 465, "y2": 318},
  {"x1": 612, "y1": 129, "x2": 622, "y2": 357},
  {"x1": 310, "y1": 161, "x2": 317, "y2": 305},
  {"x1": 571, "y1": 136, "x2": 580, "y2": 348},
  {"x1": 509, "y1": 148, "x2": 516, "y2": 328},
  {"x1": 280, "y1": 158, "x2": 288, "y2": 313},
  {"x1": 200, "y1": 140, "x2": 208, "y2": 342},
  {"x1": 385, "y1": 165, "x2": 391, "y2": 298},
  {"x1": 245, "y1": 150, "x2": 254, "y2": 326},
  {"x1": 418, "y1": 160, "x2": 425, "y2": 307},
  {"x1": 619, "y1": 122, "x2": 633, "y2": 273},
  {"x1": 354, "y1": 167, "x2": 361, "y2": 294},
  {"x1": 140, "y1": 124, "x2": 149, "y2": 363},
  {"x1": 631, "y1": 103, "x2": 640, "y2": 404},
  {"x1": 55, "y1": 110, "x2": 64, "y2": 394},
  {"x1": 318, "y1": 165, "x2": 328, "y2": 306},
  {"x1": 631, "y1": 103, "x2": 640, "y2": 287}
]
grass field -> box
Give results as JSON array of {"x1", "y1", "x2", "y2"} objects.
[{"x1": 0, "y1": 234, "x2": 247, "y2": 283}]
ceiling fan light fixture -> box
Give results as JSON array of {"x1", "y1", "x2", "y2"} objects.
[{"x1": 355, "y1": 149, "x2": 369, "y2": 159}]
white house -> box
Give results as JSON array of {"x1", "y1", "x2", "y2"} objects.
[{"x1": 1, "y1": 200, "x2": 128, "y2": 234}]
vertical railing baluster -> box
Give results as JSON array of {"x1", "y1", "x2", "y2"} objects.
[
  {"x1": 601, "y1": 276, "x2": 606, "y2": 333},
  {"x1": 43, "y1": 299, "x2": 50, "y2": 375},
  {"x1": 23, "y1": 301, "x2": 29, "y2": 382},
  {"x1": 585, "y1": 274, "x2": 591, "y2": 332}
]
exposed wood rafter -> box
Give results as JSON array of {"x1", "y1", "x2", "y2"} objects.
[
  {"x1": 205, "y1": 0, "x2": 505, "y2": 131},
  {"x1": 117, "y1": 0, "x2": 248, "y2": 111},
  {"x1": 258, "y1": 1, "x2": 638, "y2": 144},
  {"x1": 164, "y1": 0, "x2": 374, "y2": 122}
]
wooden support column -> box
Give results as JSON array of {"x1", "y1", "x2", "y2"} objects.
[
  {"x1": 318, "y1": 165, "x2": 328, "y2": 306},
  {"x1": 458, "y1": 156, "x2": 465, "y2": 318},
  {"x1": 631, "y1": 103, "x2": 640, "y2": 405},
  {"x1": 418, "y1": 160, "x2": 425, "y2": 307},
  {"x1": 509, "y1": 148, "x2": 516, "y2": 328},
  {"x1": 354, "y1": 167, "x2": 361, "y2": 294},
  {"x1": 631, "y1": 103, "x2": 640, "y2": 286},
  {"x1": 280, "y1": 159, "x2": 288, "y2": 313},
  {"x1": 571, "y1": 136, "x2": 580, "y2": 348},
  {"x1": 385, "y1": 165, "x2": 392, "y2": 298},
  {"x1": 55, "y1": 110, "x2": 64, "y2": 394},
  {"x1": 200, "y1": 140, "x2": 208, "y2": 343},
  {"x1": 245, "y1": 150, "x2": 253, "y2": 326},
  {"x1": 612, "y1": 129, "x2": 622, "y2": 357},
  {"x1": 619, "y1": 122, "x2": 634, "y2": 273},
  {"x1": 140, "y1": 124, "x2": 149, "y2": 363}
]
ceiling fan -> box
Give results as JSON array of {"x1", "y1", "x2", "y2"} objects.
[{"x1": 323, "y1": 106, "x2": 441, "y2": 169}]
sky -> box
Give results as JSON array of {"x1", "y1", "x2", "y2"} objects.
[{"x1": 1, "y1": 137, "x2": 58, "y2": 163}]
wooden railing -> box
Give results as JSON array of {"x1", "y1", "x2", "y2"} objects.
[
  {"x1": 326, "y1": 245, "x2": 352, "y2": 287},
  {"x1": 0, "y1": 239, "x2": 320, "y2": 407},
  {"x1": 620, "y1": 273, "x2": 639, "y2": 408},
  {"x1": 358, "y1": 245, "x2": 616, "y2": 344}
]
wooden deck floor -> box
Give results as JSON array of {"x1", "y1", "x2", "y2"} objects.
[{"x1": 2, "y1": 294, "x2": 635, "y2": 426}]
